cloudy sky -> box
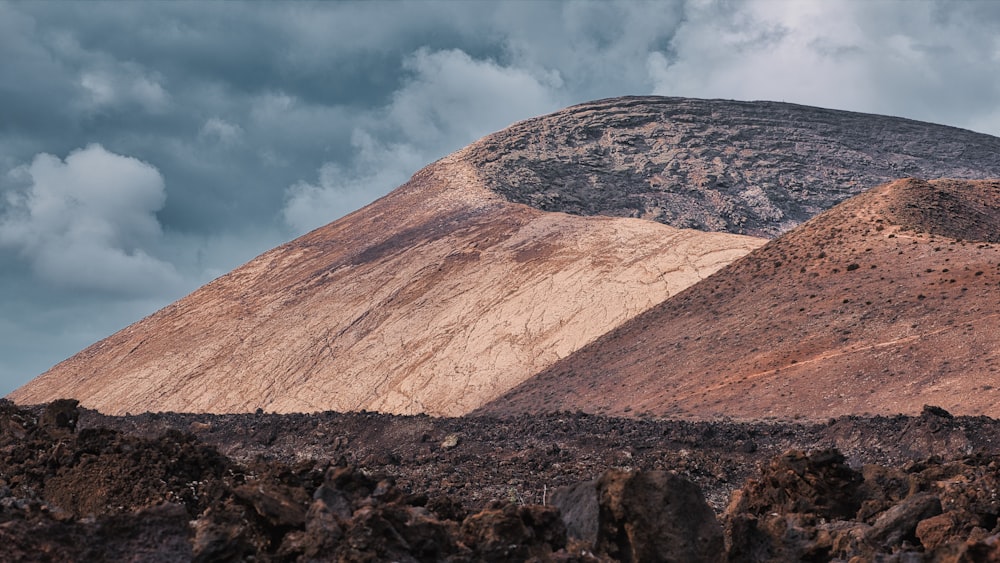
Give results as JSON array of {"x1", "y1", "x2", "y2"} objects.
[{"x1": 2, "y1": 0, "x2": 1000, "y2": 396}]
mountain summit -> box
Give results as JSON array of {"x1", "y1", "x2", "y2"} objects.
[
  {"x1": 467, "y1": 96, "x2": 1000, "y2": 236},
  {"x1": 10, "y1": 97, "x2": 1000, "y2": 416}
]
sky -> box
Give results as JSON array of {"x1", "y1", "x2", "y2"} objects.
[{"x1": 2, "y1": 0, "x2": 1000, "y2": 396}]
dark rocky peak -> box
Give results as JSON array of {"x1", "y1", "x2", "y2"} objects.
[
  {"x1": 879, "y1": 178, "x2": 1000, "y2": 242},
  {"x1": 467, "y1": 96, "x2": 1000, "y2": 237}
]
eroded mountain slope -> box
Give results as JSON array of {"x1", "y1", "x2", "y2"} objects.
[
  {"x1": 10, "y1": 152, "x2": 763, "y2": 415},
  {"x1": 480, "y1": 179, "x2": 1000, "y2": 421}
]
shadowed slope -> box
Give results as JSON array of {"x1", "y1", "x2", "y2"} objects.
[
  {"x1": 479, "y1": 179, "x2": 1000, "y2": 421},
  {"x1": 9, "y1": 151, "x2": 763, "y2": 416}
]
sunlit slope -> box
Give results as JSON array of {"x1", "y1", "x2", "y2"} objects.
[{"x1": 10, "y1": 151, "x2": 763, "y2": 415}]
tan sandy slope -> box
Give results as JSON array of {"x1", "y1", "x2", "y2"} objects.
[
  {"x1": 9, "y1": 149, "x2": 764, "y2": 415},
  {"x1": 479, "y1": 179, "x2": 1000, "y2": 421}
]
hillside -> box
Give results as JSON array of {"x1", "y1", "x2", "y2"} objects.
[
  {"x1": 9, "y1": 152, "x2": 761, "y2": 416},
  {"x1": 480, "y1": 179, "x2": 1000, "y2": 421},
  {"x1": 10, "y1": 96, "x2": 1000, "y2": 417}
]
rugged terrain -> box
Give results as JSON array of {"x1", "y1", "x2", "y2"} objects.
[
  {"x1": 5, "y1": 400, "x2": 1000, "y2": 561},
  {"x1": 10, "y1": 97, "x2": 1000, "y2": 418},
  {"x1": 8, "y1": 97, "x2": 1000, "y2": 560},
  {"x1": 470, "y1": 96, "x2": 1000, "y2": 236},
  {"x1": 482, "y1": 179, "x2": 1000, "y2": 421}
]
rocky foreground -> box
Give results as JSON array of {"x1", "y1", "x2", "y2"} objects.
[{"x1": 3, "y1": 400, "x2": 1000, "y2": 561}]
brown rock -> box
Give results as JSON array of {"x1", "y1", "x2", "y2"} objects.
[
  {"x1": 726, "y1": 450, "x2": 863, "y2": 521},
  {"x1": 233, "y1": 483, "x2": 308, "y2": 528},
  {"x1": 342, "y1": 503, "x2": 458, "y2": 562},
  {"x1": 928, "y1": 532, "x2": 1000, "y2": 563},
  {"x1": 312, "y1": 483, "x2": 353, "y2": 520},
  {"x1": 724, "y1": 450, "x2": 872, "y2": 562},
  {"x1": 441, "y1": 433, "x2": 460, "y2": 450},
  {"x1": 918, "y1": 511, "x2": 966, "y2": 551},
  {"x1": 191, "y1": 507, "x2": 255, "y2": 563},
  {"x1": 596, "y1": 469, "x2": 724, "y2": 563},
  {"x1": 866, "y1": 492, "x2": 942, "y2": 548},
  {"x1": 189, "y1": 421, "x2": 212, "y2": 432},
  {"x1": 857, "y1": 464, "x2": 921, "y2": 522},
  {"x1": 40, "y1": 398, "x2": 79, "y2": 433},
  {"x1": 461, "y1": 503, "x2": 565, "y2": 562}
]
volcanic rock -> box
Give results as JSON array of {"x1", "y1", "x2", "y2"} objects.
[
  {"x1": 460, "y1": 503, "x2": 566, "y2": 562},
  {"x1": 10, "y1": 400, "x2": 1000, "y2": 560},
  {"x1": 551, "y1": 469, "x2": 724, "y2": 562},
  {"x1": 470, "y1": 96, "x2": 1000, "y2": 237},
  {"x1": 723, "y1": 454, "x2": 866, "y2": 561},
  {"x1": 550, "y1": 479, "x2": 601, "y2": 546},
  {"x1": 481, "y1": 179, "x2": 1000, "y2": 420},
  {"x1": 726, "y1": 449, "x2": 864, "y2": 521},
  {"x1": 722, "y1": 449, "x2": 1000, "y2": 562},
  {"x1": 0, "y1": 399, "x2": 579, "y2": 561},
  {"x1": 867, "y1": 492, "x2": 943, "y2": 548},
  {"x1": 0, "y1": 501, "x2": 194, "y2": 562},
  {"x1": 39, "y1": 397, "x2": 79, "y2": 433},
  {"x1": 595, "y1": 469, "x2": 724, "y2": 563}
]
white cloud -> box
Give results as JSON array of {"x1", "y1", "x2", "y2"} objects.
[
  {"x1": 282, "y1": 47, "x2": 563, "y2": 234},
  {"x1": 0, "y1": 144, "x2": 183, "y2": 295},
  {"x1": 199, "y1": 117, "x2": 244, "y2": 145},
  {"x1": 79, "y1": 72, "x2": 116, "y2": 106},
  {"x1": 282, "y1": 131, "x2": 425, "y2": 233},
  {"x1": 78, "y1": 65, "x2": 169, "y2": 113},
  {"x1": 649, "y1": 1, "x2": 870, "y2": 109},
  {"x1": 389, "y1": 47, "x2": 562, "y2": 145},
  {"x1": 492, "y1": 1, "x2": 685, "y2": 101},
  {"x1": 648, "y1": 0, "x2": 1000, "y2": 128}
]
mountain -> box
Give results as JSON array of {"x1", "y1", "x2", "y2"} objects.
[
  {"x1": 9, "y1": 152, "x2": 762, "y2": 416},
  {"x1": 479, "y1": 179, "x2": 1000, "y2": 420},
  {"x1": 10, "y1": 97, "x2": 1000, "y2": 416}
]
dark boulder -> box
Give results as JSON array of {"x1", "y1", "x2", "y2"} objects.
[
  {"x1": 550, "y1": 478, "x2": 600, "y2": 546},
  {"x1": 596, "y1": 470, "x2": 724, "y2": 563}
]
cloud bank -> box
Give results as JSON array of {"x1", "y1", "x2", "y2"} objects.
[{"x1": 0, "y1": 144, "x2": 182, "y2": 295}]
